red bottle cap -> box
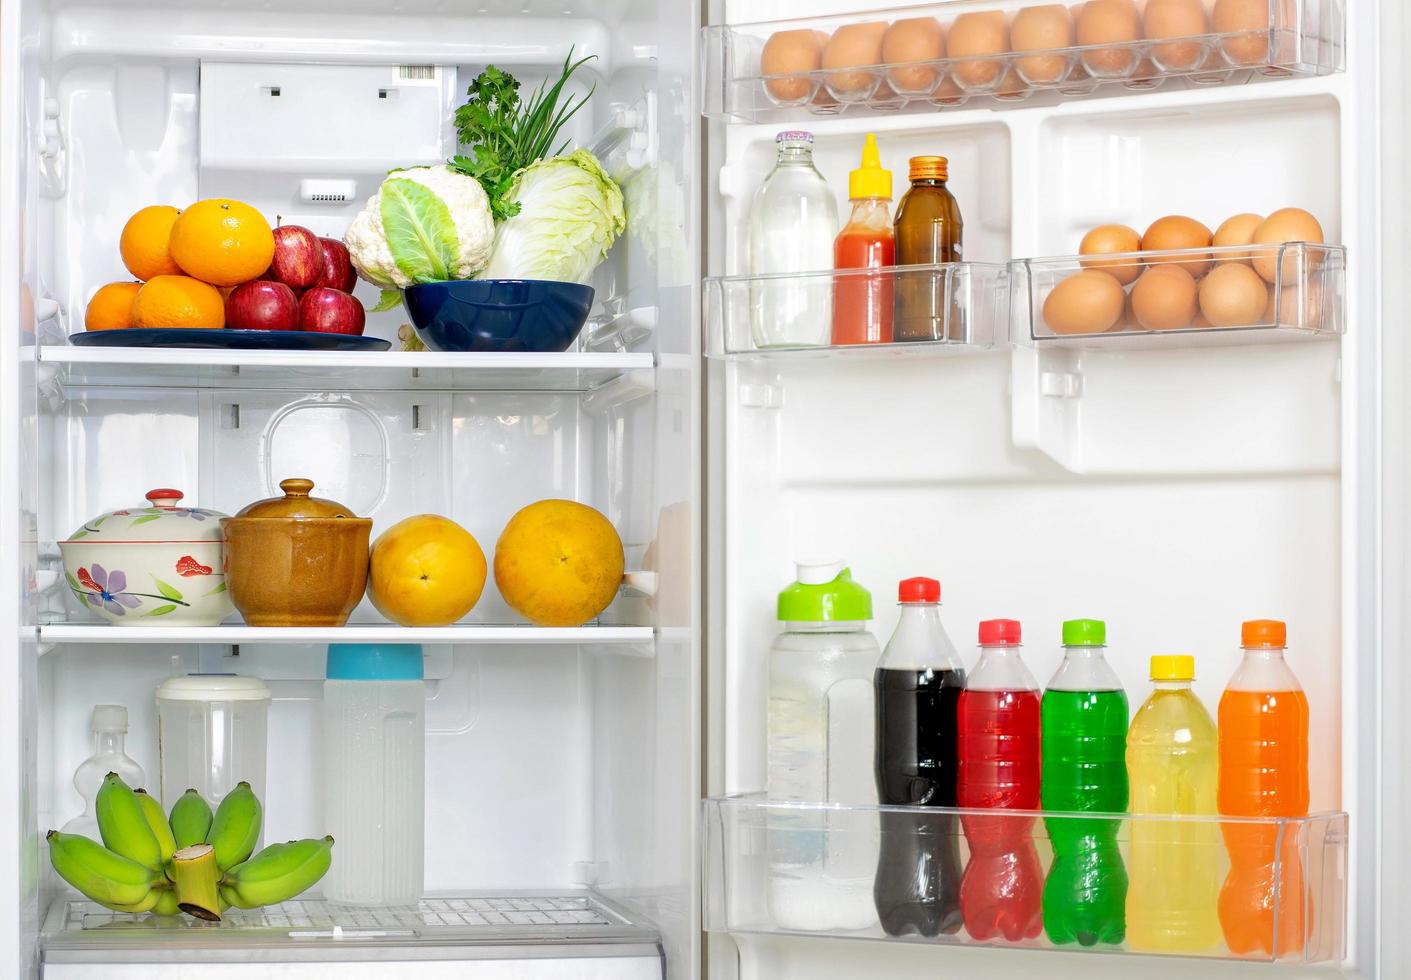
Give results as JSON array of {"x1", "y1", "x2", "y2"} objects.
[
  {"x1": 898, "y1": 577, "x2": 940, "y2": 603},
  {"x1": 1241, "y1": 619, "x2": 1287, "y2": 648},
  {"x1": 978, "y1": 618, "x2": 1022, "y2": 646}
]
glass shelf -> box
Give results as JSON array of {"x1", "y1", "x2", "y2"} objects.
[
  {"x1": 703, "y1": 795, "x2": 1347, "y2": 963},
  {"x1": 1014, "y1": 242, "x2": 1344, "y2": 349},
  {"x1": 37, "y1": 623, "x2": 656, "y2": 648},
  {"x1": 42, "y1": 891, "x2": 660, "y2": 955},
  {"x1": 37, "y1": 346, "x2": 655, "y2": 394},
  {"x1": 702, "y1": 0, "x2": 1345, "y2": 122},
  {"x1": 704, "y1": 262, "x2": 1007, "y2": 357}
]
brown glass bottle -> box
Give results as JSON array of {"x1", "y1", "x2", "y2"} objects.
[{"x1": 893, "y1": 156, "x2": 964, "y2": 342}]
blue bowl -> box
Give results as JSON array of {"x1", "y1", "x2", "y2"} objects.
[{"x1": 403, "y1": 280, "x2": 594, "y2": 353}]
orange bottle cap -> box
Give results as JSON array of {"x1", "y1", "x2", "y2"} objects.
[
  {"x1": 908, "y1": 155, "x2": 948, "y2": 182},
  {"x1": 1241, "y1": 619, "x2": 1287, "y2": 648}
]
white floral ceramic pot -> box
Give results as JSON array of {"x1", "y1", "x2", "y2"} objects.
[{"x1": 59, "y1": 488, "x2": 235, "y2": 626}]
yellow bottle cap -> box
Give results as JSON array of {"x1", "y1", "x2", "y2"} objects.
[
  {"x1": 849, "y1": 133, "x2": 891, "y2": 200},
  {"x1": 1149, "y1": 654, "x2": 1195, "y2": 681}
]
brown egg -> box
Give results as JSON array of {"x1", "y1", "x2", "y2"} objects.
[
  {"x1": 1076, "y1": 0, "x2": 1142, "y2": 76},
  {"x1": 1198, "y1": 262, "x2": 1268, "y2": 327},
  {"x1": 1011, "y1": 5, "x2": 1074, "y2": 84},
  {"x1": 762, "y1": 30, "x2": 829, "y2": 103},
  {"x1": 949, "y1": 11, "x2": 1009, "y2": 88},
  {"x1": 1141, "y1": 215, "x2": 1213, "y2": 278},
  {"x1": 1078, "y1": 224, "x2": 1143, "y2": 284},
  {"x1": 823, "y1": 22, "x2": 887, "y2": 95},
  {"x1": 1192, "y1": 307, "x2": 1213, "y2": 329},
  {"x1": 1212, "y1": 213, "x2": 1264, "y2": 263},
  {"x1": 883, "y1": 18, "x2": 946, "y2": 94},
  {"x1": 930, "y1": 74, "x2": 967, "y2": 106},
  {"x1": 1143, "y1": 0, "x2": 1208, "y2": 71},
  {"x1": 1267, "y1": 282, "x2": 1325, "y2": 329},
  {"x1": 1251, "y1": 207, "x2": 1324, "y2": 283},
  {"x1": 1131, "y1": 265, "x2": 1198, "y2": 330},
  {"x1": 1042, "y1": 270, "x2": 1127, "y2": 335},
  {"x1": 1213, "y1": 0, "x2": 1295, "y2": 65}
]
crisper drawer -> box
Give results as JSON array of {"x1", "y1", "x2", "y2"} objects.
[
  {"x1": 703, "y1": 795, "x2": 1347, "y2": 965},
  {"x1": 41, "y1": 893, "x2": 663, "y2": 979}
]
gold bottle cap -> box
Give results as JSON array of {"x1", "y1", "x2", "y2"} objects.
[{"x1": 908, "y1": 155, "x2": 949, "y2": 182}]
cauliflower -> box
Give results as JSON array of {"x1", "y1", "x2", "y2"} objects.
[{"x1": 345, "y1": 165, "x2": 494, "y2": 289}]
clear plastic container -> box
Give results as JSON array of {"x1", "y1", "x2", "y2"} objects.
[
  {"x1": 747, "y1": 132, "x2": 839, "y2": 348},
  {"x1": 155, "y1": 674, "x2": 269, "y2": 810},
  {"x1": 322, "y1": 643, "x2": 426, "y2": 907},
  {"x1": 60, "y1": 705, "x2": 146, "y2": 840},
  {"x1": 767, "y1": 560, "x2": 880, "y2": 931}
]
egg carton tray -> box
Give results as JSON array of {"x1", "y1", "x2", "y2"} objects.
[
  {"x1": 1013, "y1": 241, "x2": 1345, "y2": 349},
  {"x1": 702, "y1": 0, "x2": 1345, "y2": 122}
]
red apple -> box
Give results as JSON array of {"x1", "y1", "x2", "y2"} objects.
[
  {"x1": 225, "y1": 280, "x2": 300, "y2": 331},
  {"x1": 299, "y1": 287, "x2": 365, "y2": 335},
  {"x1": 269, "y1": 224, "x2": 324, "y2": 290},
  {"x1": 316, "y1": 238, "x2": 357, "y2": 292}
]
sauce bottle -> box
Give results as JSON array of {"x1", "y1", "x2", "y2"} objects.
[
  {"x1": 832, "y1": 134, "x2": 895, "y2": 345},
  {"x1": 893, "y1": 156, "x2": 963, "y2": 342}
]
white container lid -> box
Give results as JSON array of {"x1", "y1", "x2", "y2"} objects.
[{"x1": 156, "y1": 674, "x2": 271, "y2": 702}]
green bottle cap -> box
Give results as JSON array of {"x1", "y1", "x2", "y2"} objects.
[
  {"x1": 1062, "y1": 618, "x2": 1106, "y2": 646},
  {"x1": 777, "y1": 561, "x2": 873, "y2": 623}
]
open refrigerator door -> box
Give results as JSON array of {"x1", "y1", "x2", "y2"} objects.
[
  {"x1": 701, "y1": 0, "x2": 1394, "y2": 978},
  {"x1": 1, "y1": 0, "x2": 701, "y2": 976}
]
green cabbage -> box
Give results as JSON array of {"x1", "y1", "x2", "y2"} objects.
[{"x1": 479, "y1": 149, "x2": 626, "y2": 284}]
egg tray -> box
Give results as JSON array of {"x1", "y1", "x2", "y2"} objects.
[
  {"x1": 1015, "y1": 241, "x2": 1345, "y2": 347},
  {"x1": 701, "y1": 0, "x2": 1345, "y2": 122}
]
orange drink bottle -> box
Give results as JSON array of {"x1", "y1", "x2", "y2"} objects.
[{"x1": 1217, "y1": 619, "x2": 1311, "y2": 956}]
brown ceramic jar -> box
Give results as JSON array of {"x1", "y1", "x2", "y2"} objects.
[{"x1": 221, "y1": 478, "x2": 372, "y2": 627}]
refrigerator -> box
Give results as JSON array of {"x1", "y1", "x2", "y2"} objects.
[{"x1": 0, "y1": 0, "x2": 1402, "y2": 976}]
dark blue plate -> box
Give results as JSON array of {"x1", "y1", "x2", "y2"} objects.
[
  {"x1": 403, "y1": 280, "x2": 594, "y2": 353},
  {"x1": 69, "y1": 329, "x2": 390, "y2": 351}
]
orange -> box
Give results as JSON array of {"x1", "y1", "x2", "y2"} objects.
[
  {"x1": 85, "y1": 281, "x2": 143, "y2": 331},
  {"x1": 368, "y1": 515, "x2": 488, "y2": 627},
  {"x1": 493, "y1": 500, "x2": 624, "y2": 627},
  {"x1": 119, "y1": 205, "x2": 183, "y2": 281},
  {"x1": 132, "y1": 275, "x2": 225, "y2": 329},
  {"x1": 169, "y1": 199, "x2": 275, "y2": 287}
]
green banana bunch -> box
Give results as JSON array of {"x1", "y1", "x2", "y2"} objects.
[
  {"x1": 95, "y1": 774, "x2": 163, "y2": 871},
  {"x1": 206, "y1": 782, "x2": 262, "y2": 871},
  {"x1": 220, "y1": 836, "x2": 335, "y2": 909},
  {"x1": 133, "y1": 790, "x2": 175, "y2": 867},
  {"x1": 168, "y1": 789, "x2": 213, "y2": 850},
  {"x1": 48, "y1": 831, "x2": 163, "y2": 909},
  {"x1": 152, "y1": 885, "x2": 181, "y2": 917}
]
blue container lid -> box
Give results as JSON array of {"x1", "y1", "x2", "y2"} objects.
[{"x1": 326, "y1": 644, "x2": 424, "y2": 681}]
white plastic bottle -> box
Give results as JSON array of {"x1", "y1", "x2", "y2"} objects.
[
  {"x1": 61, "y1": 705, "x2": 146, "y2": 840},
  {"x1": 748, "y1": 131, "x2": 839, "y2": 349},
  {"x1": 767, "y1": 560, "x2": 880, "y2": 931},
  {"x1": 322, "y1": 644, "x2": 425, "y2": 907}
]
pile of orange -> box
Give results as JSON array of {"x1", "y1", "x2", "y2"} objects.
[{"x1": 85, "y1": 200, "x2": 276, "y2": 331}]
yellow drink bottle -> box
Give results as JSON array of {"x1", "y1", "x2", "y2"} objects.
[{"x1": 1125, "y1": 655, "x2": 1222, "y2": 953}]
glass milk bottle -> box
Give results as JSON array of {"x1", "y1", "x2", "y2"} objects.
[
  {"x1": 322, "y1": 644, "x2": 425, "y2": 907},
  {"x1": 748, "y1": 131, "x2": 838, "y2": 349},
  {"x1": 60, "y1": 705, "x2": 146, "y2": 840},
  {"x1": 767, "y1": 561, "x2": 880, "y2": 931}
]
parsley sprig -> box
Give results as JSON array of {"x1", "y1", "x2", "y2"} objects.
[{"x1": 451, "y1": 50, "x2": 596, "y2": 222}]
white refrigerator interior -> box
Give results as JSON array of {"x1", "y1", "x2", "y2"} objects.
[
  {"x1": 1, "y1": 0, "x2": 699, "y2": 975},
  {"x1": 702, "y1": 0, "x2": 1392, "y2": 978}
]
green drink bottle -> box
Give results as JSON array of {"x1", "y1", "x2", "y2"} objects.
[{"x1": 1041, "y1": 619, "x2": 1129, "y2": 946}]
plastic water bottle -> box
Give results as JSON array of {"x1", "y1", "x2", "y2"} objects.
[
  {"x1": 1218, "y1": 620, "x2": 1310, "y2": 956},
  {"x1": 1041, "y1": 619, "x2": 1129, "y2": 947},
  {"x1": 748, "y1": 131, "x2": 838, "y2": 349},
  {"x1": 767, "y1": 561, "x2": 879, "y2": 931},
  {"x1": 322, "y1": 644, "x2": 425, "y2": 907},
  {"x1": 872, "y1": 576, "x2": 965, "y2": 937},
  {"x1": 956, "y1": 618, "x2": 1043, "y2": 942},
  {"x1": 1126, "y1": 654, "x2": 1220, "y2": 953},
  {"x1": 61, "y1": 705, "x2": 146, "y2": 840}
]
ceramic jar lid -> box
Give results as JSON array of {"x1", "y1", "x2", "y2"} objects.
[
  {"x1": 63, "y1": 489, "x2": 227, "y2": 543},
  {"x1": 233, "y1": 478, "x2": 359, "y2": 519}
]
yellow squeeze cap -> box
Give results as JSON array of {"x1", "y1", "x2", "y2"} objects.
[
  {"x1": 849, "y1": 133, "x2": 891, "y2": 200},
  {"x1": 1149, "y1": 654, "x2": 1195, "y2": 681}
]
